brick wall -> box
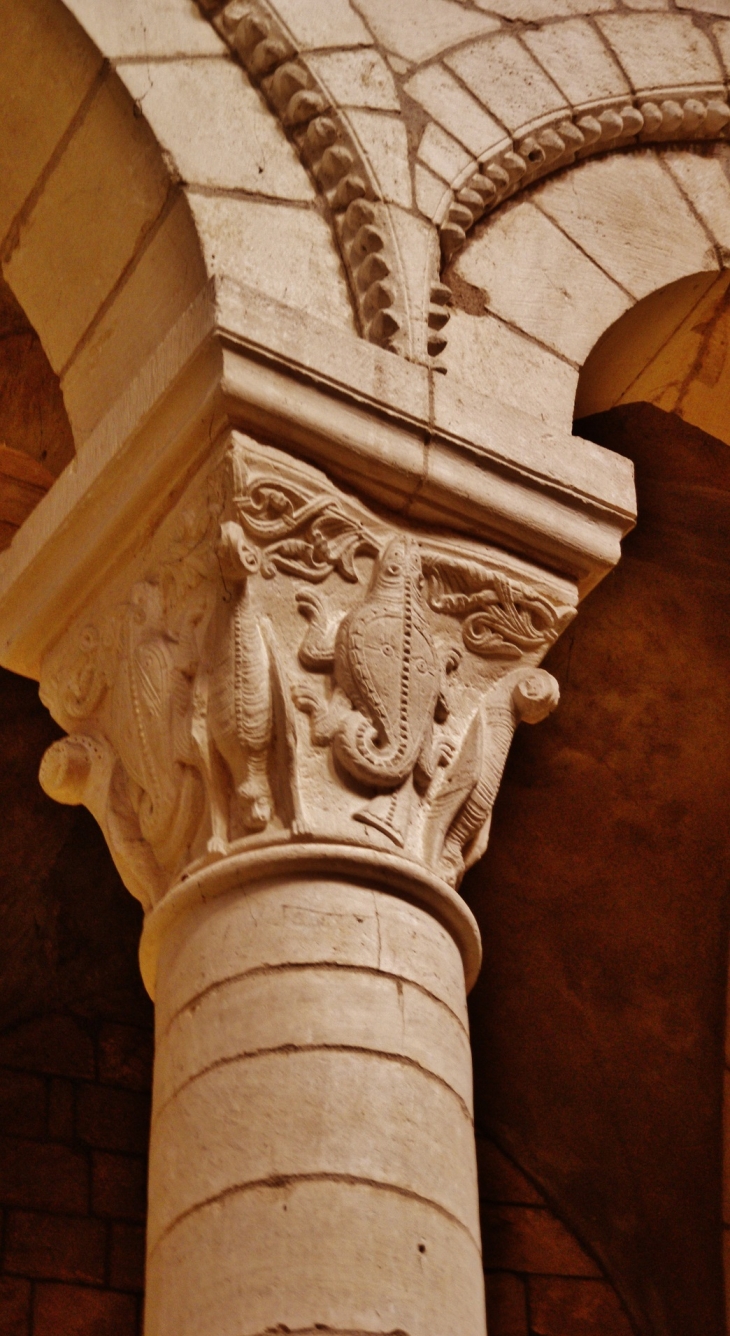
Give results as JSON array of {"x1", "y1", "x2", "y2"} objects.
[
  {"x1": 478, "y1": 1137, "x2": 635, "y2": 1336},
  {"x1": 0, "y1": 1013, "x2": 152, "y2": 1336}
]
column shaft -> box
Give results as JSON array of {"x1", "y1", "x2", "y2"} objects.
[{"x1": 144, "y1": 873, "x2": 486, "y2": 1336}]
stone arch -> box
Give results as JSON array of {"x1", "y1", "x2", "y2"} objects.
[
  {"x1": 194, "y1": 1, "x2": 730, "y2": 368},
  {"x1": 440, "y1": 145, "x2": 730, "y2": 429},
  {"x1": 0, "y1": 0, "x2": 355, "y2": 464}
]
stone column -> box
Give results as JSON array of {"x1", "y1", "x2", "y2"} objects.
[{"x1": 37, "y1": 429, "x2": 570, "y2": 1336}]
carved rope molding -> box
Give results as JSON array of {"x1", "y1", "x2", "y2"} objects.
[
  {"x1": 37, "y1": 431, "x2": 574, "y2": 911},
  {"x1": 195, "y1": 0, "x2": 436, "y2": 360},
  {"x1": 436, "y1": 90, "x2": 730, "y2": 270}
]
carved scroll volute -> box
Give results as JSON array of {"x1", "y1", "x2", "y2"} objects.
[{"x1": 38, "y1": 430, "x2": 575, "y2": 909}]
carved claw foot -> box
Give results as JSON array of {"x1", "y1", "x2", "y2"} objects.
[
  {"x1": 292, "y1": 681, "x2": 319, "y2": 715},
  {"x1": 295, "y1": 587, "x2": 326, "y2": 623}
]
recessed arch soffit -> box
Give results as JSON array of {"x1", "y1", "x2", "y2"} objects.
[{"x1": 197, "y1": 0, "x2": 730, "y2": 365}]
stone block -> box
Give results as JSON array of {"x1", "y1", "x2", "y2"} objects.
[
  {"x1": 0, "y1": 1137, "x2": 88, "y2": 1213},
  {"x1": 5, "y1": 73, "x2": 169, "y2": 372},
  {"x1": 92, "y1": 1152, "x2": 147, "y2": 1222},
  {"x1": 155, "y1": 965, "x2": 473, "y2": 1117},
  {"x1": 109, "y1": 1222, "x2": 146, "y2": 1292},
  {"x1": 0, "y1": 1070, "x2": 46, "y2": 1139},
  {"x1": 480, "y1": 1204, "x2": 600, "y2": 1275},
  {"x1": 61, "y1": 191, "x2": 207, "y2": 444},
  {"x1": 188, "y1": 195, "x2": 355, "y2": 330},
  {"x1": 98, "y1": 1024, "x2": 153, "y2": 1092},
  {"x1": 69, "y1": 0, "x2": 225, "y2": 57},
  {"x1": 522, "y1": 19, "x2": 630, "y2": 106},
  {"x1": 60, "y1": 191, "x2": 207, "y2": 440},
  {"x1": 0, "y1": 0, "x2": 103, "y2": 244},
  {"x1": 534, "y1": 152, "x2": 717, "y2": 300},
  {"x1": 3, "y1": 1209, "x2": 106, "y2": 1284},
  {"x1": 76, "y1": 1085, "x2": 150, "y2": 1155},
  {"x1": 416, "y1": 163, "x2": 450, "y2": 220},
  {"x1": 119, "y1": 58, "x2": 313, "y2": 198},
  {"x1": 308, "y1": 49, "x2": 398, "y2": 109},
  {"x1": 271, "y1": 0, "x2": 373, "y2": 48},
  {"x1": 447, "y1": 34, "x2": 568, "y2": 135},
  {"x1": 351, "y1": 0, "x2": 499, "y2": 64},
  {"x1": 454, "y1": 201, "x2": 630, "y2": 363},
  {"x1": 0, "y1": 1278, "x2": 31, "y2": 1336},
  {"x1": 48, "y1": 1079, "x2": 76, "y2": 1142},
  {"x1": 417, "y1": 122, "x2": 474, "y2": 184},
  {"x1": 596, "y1": 13, "x2": 723, "y2": 89},
  {"x1": 406, "y1": 64, "x2": 506, "y2": 158},
  {"x1": 345, "y1": 110, "x2": 412, "y2": 207},
  {"x1": 33, "y1": 1284, "x2": 138, "y2": 1336},
  {"x1": 146, "y1": 1178, "x2": 486, "y2": 1336},
  {"x1": 388, "y1": 204, "x2": 440, "y2": 358},
  {"x1": 485, "y1": 1273, "x2": 530, "y2": 1336},
  {"x1": 475, "y1": 0, "x2": 612, "y2": 12},
  {"x1": 713, "y1": 21, "x2": 730, "y2": 74},
  {"x1": 148, "y1": 1047, "x2": 479, "y2": 1251},
  {"x1": 664, "y1": 147, "x2": 730, "y2": 252},
  {"x1": 529, "y1": 1275, "x2": 633, "y2": 1334},
  {"x1": 442, "y1": 308, "x2": 579, "y2": 430},
  {"x1": 0, "y1": 1015, "x2": 94, "y2": 1078},
  {"x1": 155, "y1": 881, "x2": 468, "y2": 1054}
]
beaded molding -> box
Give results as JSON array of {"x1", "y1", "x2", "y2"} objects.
[
  {"x1": 198, "y1": 0, "x2": 445, "y2": 359},
  {"x1": 439, "y1": 92, "x2": 730, "y2": 263}
]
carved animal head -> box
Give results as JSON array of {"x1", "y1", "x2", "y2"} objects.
[
  {"x1": 369, "y1": 535, "x2": 423, "y2": 598},
  {"x1": 216, "y1": 521, "x2": 259, "y2": 585}
]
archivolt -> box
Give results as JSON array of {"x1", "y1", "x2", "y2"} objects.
[{"x1": 195, "y1": 0, "x2": 436, "y2": 361}]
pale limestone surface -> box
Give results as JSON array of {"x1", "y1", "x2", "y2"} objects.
[
  {"x1": 447, "y1": 34, "x2": 569, "y2": 134},
  {"x1": 416, "y1": 163, "x2": 451, "y2": 220},
  {"x1": 475, "y1": 0, "x2": 612, "y2": 13},
  {"x1": 69, "y1": 0, "x2": 225, "y2": 58},
  {"x1": 533, "y1": 153, "x2": 718, "y2": 299},
  {"x1": 417, "y1": 122, "x2": 474, "y2": 184},
  {"x1": 595, "y1": 13, "x2": 723, "y2": 88},
  {"x1": 713, "y1": 20, "x2": 730, "y2": 75},
  {"x1": 455, "y1": 201, "x2": 631, "y2": 363},
  {"x1": 188, "y1": 196, "x2": 355, "y2": 331},
  {"x1": 405, "y1": 64, "x2": 506, "y2": 158},
  {"x1": 351, "y1": 0, "x2": 499, "y2": 64},
  {"x1": 119, "y1": 58, "x2": 315, "y2": 198},
  {"x1": 61, "y1": 195, "x2": 207, "y2": 444},
  {"x1": 271, "y1": 0, "x2": 372, "y2": 48},
  {"x1": 5, "y1": 74, "x2": 169, "y2": 372},
  {"x1": 442, "y1": 309, "x2": 580, "y2": 426},
  {"x1": 522, "y1": 18, "x2": 630, "y2": 105},
  {"x1": 307, "y1": 48, "x2": 399, "y2": 109},
  {"x1": 664, "y1": 148, "x2": 730, "y2": 252},
  {"x1": 347, "y1": 109, "x2": 412, "y2": 207},
  {"x1": 144, "y1": 877, "x2": 484, "y2": 1336}
]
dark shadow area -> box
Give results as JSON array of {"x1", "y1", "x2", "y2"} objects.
[
  {"x1": 0, "y1": 667, "x2": 151, "y2": 1335},
  {"x1": 467, "y1": 402, "x2": 730, "y2": 1336}
]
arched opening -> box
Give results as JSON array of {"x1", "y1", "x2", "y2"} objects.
[{"x1": 466, "y1": 273, "x2": 730, "y2": 1336}]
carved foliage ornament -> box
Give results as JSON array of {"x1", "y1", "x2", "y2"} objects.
[{"x1": 39, "y1": 433, "x2": 573, "y2": 908}]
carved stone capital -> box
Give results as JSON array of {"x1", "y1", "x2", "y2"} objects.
[{"x1": 39, "y1": 430, "x2": 573, "y2": 971}]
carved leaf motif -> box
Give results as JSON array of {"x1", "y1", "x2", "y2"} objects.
[
  {"x1": 224, "y1": 442, "x2": 379, "y2": 584},
  {"x1": 422, "y1": 553, "x2": 574, "y2": 656}
]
